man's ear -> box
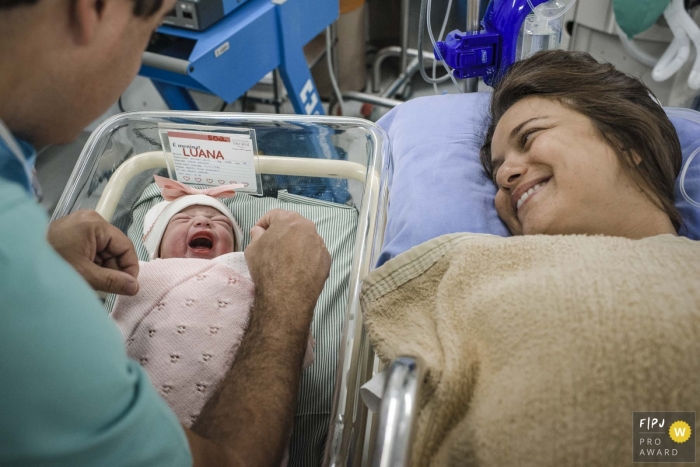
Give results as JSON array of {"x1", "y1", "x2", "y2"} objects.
[{"x1": 70, "y1": 0, "x2": 105, "y2": 45}]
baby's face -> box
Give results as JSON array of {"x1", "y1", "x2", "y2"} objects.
[{"x1": 159, "y1": 205, "x2": 236, "y2": 259}]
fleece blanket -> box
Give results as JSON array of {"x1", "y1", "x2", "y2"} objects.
[
  {"x1": 361, "y1": 233, "x2": 700, "y2": 467},
  {"x1": 112, "y1": 253, "x2": 314, "y2": 427}
]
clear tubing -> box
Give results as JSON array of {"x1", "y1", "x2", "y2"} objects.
[
  {"x1": 527, "y1": 0, "x2": 576, "y2": 20},
  {"x1": 680, "y1": 147, "x2": 700, "y2": 208},
  {"x1": 652, "y1": 5, "x2": 690, "y2": 82},
  {"x1": 418, "y1": 0, "x2": 462, "y2": 92},
  {"x1": 670, "y1": 0, "x2": 700, "y2": 89},
  {"x1": 427, "y1": 0, "x2": 462, "y2": 91},
  {"x1": 433, "y1": 0, "x2": 454, "y2": 94},
  {"x1": 616, "y1": 24, "x2": 660, "y2": 67}
]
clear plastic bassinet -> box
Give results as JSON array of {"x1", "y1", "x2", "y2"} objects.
[{"x1": 50, "y1": 111, "x2": 391, "y2": 467}]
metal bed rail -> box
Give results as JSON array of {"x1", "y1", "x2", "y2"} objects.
[{"x1": 372, "y1": 356, "x2": 423, "y2": 467}]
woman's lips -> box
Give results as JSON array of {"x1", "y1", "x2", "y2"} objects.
[{"x1": 511, "y1": 177, "x2": 551, "y2": 214}]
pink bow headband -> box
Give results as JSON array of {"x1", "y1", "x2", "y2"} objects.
[{"x1": 154, "y1": 175, "x2": 245, "y2": 201}]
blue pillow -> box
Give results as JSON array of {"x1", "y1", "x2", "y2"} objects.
[
  {"x1": 667, "y1": 108, "x2": 700, "y2": 240},
  {"x1": 376, "y1": 92, "x2": 508, "y2": 266},
  {"x1": 377, "y1": 96, "x2": 700, "y2": 266}
]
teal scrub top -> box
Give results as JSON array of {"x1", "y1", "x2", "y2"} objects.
[{"x1": 0, "y1": 135, "x2": 193, "y2": 466}]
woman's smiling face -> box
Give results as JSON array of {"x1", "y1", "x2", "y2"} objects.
[{"x1": 489, "y1": 96, "x2": 640, "y2": 236}]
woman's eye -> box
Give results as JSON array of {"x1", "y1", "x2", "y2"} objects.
[{"x1": 519, "y1": 129, "x2": 539, "y2": 148}]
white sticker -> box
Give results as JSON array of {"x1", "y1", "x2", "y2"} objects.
[
  {"x1": 214, "y1": 41, "x2": 230, "y2": 58},
  {"x1": 166, "y1": 130, "x2": 257, "y2": 192}
]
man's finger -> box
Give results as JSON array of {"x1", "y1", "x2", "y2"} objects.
[
  {"x1": 249, "y1": 226, "x2": 265, "y2": 244},
  {"x1": 85, "y1": 263, "x2": 140, "y2": 296},
  {"x1": 95, "y1": 224, "x2": 140, "y2": 280},
  {"x1": 253, "y1": 209, "x2": 290, "y2": 230}
]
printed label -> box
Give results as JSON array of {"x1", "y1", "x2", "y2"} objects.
[
  {"x1": 166, "y1": 130, "x2": 257, "y2": 191},
  {"x1": 214, "y1": 41, "x2": 230, "y2": 58}
]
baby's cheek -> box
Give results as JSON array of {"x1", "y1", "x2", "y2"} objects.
[
  {"x1": 225, "y1": 232, "x2": 236, "y2": 252},
  {"x1": 159, "y1": 228, "x2": 186, "y2": 258}
]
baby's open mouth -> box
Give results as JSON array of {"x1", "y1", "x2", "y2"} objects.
[{"x1": 188, "y1": 232, "x2": 214, "y2": 251}]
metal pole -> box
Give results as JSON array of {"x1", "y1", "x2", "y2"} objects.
[
  {"x1": 342, "y1": 91, "x2": 403, "y2": 109},
  {"x1": 465, "y1": 0, "x2": 480, "y2": 92},
  {"x1": 400, "y1": 0, "x2": 411, "y2": 73}
]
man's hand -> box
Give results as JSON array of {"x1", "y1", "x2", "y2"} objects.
[
  {"x1": 245, "y1": 209, "x2": 331, "y2": 329},
  {"x1": 48, "y1": 210, "x2": 140, "y2": 296},
  {"x1": 188, "y1": 210, "x2": 331, "y2": 467}
]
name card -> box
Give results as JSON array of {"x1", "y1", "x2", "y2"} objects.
[{"x1": 161, "y1": 129, "x2": 259, "y2": 192}]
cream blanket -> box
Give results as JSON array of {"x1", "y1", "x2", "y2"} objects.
[{"x1": 361, "y1": 233, "x2": 700, "y2": 467}]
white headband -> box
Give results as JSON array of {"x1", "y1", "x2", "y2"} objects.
[{"x1": 142, "y1": 194, "x2": 243, "y2": 260}]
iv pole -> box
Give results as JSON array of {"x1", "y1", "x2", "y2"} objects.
[{"x1": 465, "y1": 0, "x2": 481, "y2": 92}]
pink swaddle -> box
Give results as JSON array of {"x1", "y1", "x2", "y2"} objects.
[{"x1": 111, "y1": 252, "x2": 315, "y2": 427}]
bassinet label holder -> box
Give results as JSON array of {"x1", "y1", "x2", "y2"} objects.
[{"x1": 158, "y1": 125, "x2": 261, "y2": 194}]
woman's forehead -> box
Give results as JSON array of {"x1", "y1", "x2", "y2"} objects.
[
  {"x1": 492, "y1": 98, "x2": 581, "y2": 148},
  {"x1": 498, "y1": 98, "x2": 558, "y2": 129}
]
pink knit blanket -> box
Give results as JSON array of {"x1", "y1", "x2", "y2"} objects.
[{"x1": 111, "y1": 253, "x2": 314, "y2": 428}]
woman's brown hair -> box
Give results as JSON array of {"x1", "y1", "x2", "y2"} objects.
[{"x1": 480, "y1": 50, "x2": 683, "y2": 231}]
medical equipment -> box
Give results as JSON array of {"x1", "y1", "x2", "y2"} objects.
[
  {"x1": 613, "y1": 0, "x2": 669, "y2": 39},
  {"x1": 423, "y1": 0, "x2": 576, "y2": 88},
  {"x1": 163, "y1": 0, "x2": 252, "y2": 31},
  {"x1": 654, "y1": 0, "x2": 700, "y2": 90},
  {"x1": 140, "y1": 0, "x2": 335, "y2": 115},
  {"x1": 614, "y1": 0, "x2": 700, "y2": 90}
]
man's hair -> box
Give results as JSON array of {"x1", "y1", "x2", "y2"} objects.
[
  {"x1": 480, "y1": 50, "x2": 683, "y2": 231},
  {"x1": 0, "y1": 0, "x2": 164, "y2": 16}
]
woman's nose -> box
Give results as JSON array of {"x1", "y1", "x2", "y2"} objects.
[{"x1": 497, "y1": 159, "x2": 527, "y2": 190}]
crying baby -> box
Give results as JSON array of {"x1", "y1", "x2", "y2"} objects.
[{"x1": 111, "y1": 175, "x2": 314, "y2": 431}]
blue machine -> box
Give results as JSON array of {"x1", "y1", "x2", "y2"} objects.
[
  {"x1": 434, "y1": 0, "x2": 572, "y2": 86},
  {"x1": 141, "y1": 0, "x2": 336, "y2": 115},
  {"x1": 163, "y1": 0, "x2": 252, "y2": 31}
]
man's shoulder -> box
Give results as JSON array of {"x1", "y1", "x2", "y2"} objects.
[
  {"x1": 0, "y1": 176, "x2": 47, "y2": 242},
  {"x1": 0, "y1": 175, "x2": 42, "y2": 218},
  {"x1": 0, "y1": 180, "x2": 192, "y2": 467},
  {"x1": 0, "y1": 177, "x2": 56, "y2": 285}
]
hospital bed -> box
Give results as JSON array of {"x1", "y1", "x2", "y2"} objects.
[
  {"x1": 51, "y1": 110, "x2": 391, "y2": 467},
  {"x1": 361, "y1": 93, "x2": 700, "y2": 467}
]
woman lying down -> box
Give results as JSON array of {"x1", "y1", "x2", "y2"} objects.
[
  {"x1": 111, "y1": 176, "x2": 313, "y2": 464},
  {"x1": 361, "y1": 50, "x2": 700, "y2": 467}
]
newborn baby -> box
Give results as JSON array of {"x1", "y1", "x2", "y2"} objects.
[{"x1": 112, "y1": 176, "x2": 314, "y2": 430}]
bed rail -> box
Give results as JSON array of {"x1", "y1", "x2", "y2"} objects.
[
  {"x1": 371, "y1": 356, "x2": 422, "y2": 467},
  {"x1": 95, "y1": 150, "x2": 368, "y2": 222}
]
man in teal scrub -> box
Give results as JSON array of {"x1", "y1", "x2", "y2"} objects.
[{"x1": 0, "y1": 1, "x2": 331, "y2": 466}]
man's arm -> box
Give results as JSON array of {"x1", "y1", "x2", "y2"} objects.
[{"x1": 187, "y1": 209, "x2": 331, "y2": 467}]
